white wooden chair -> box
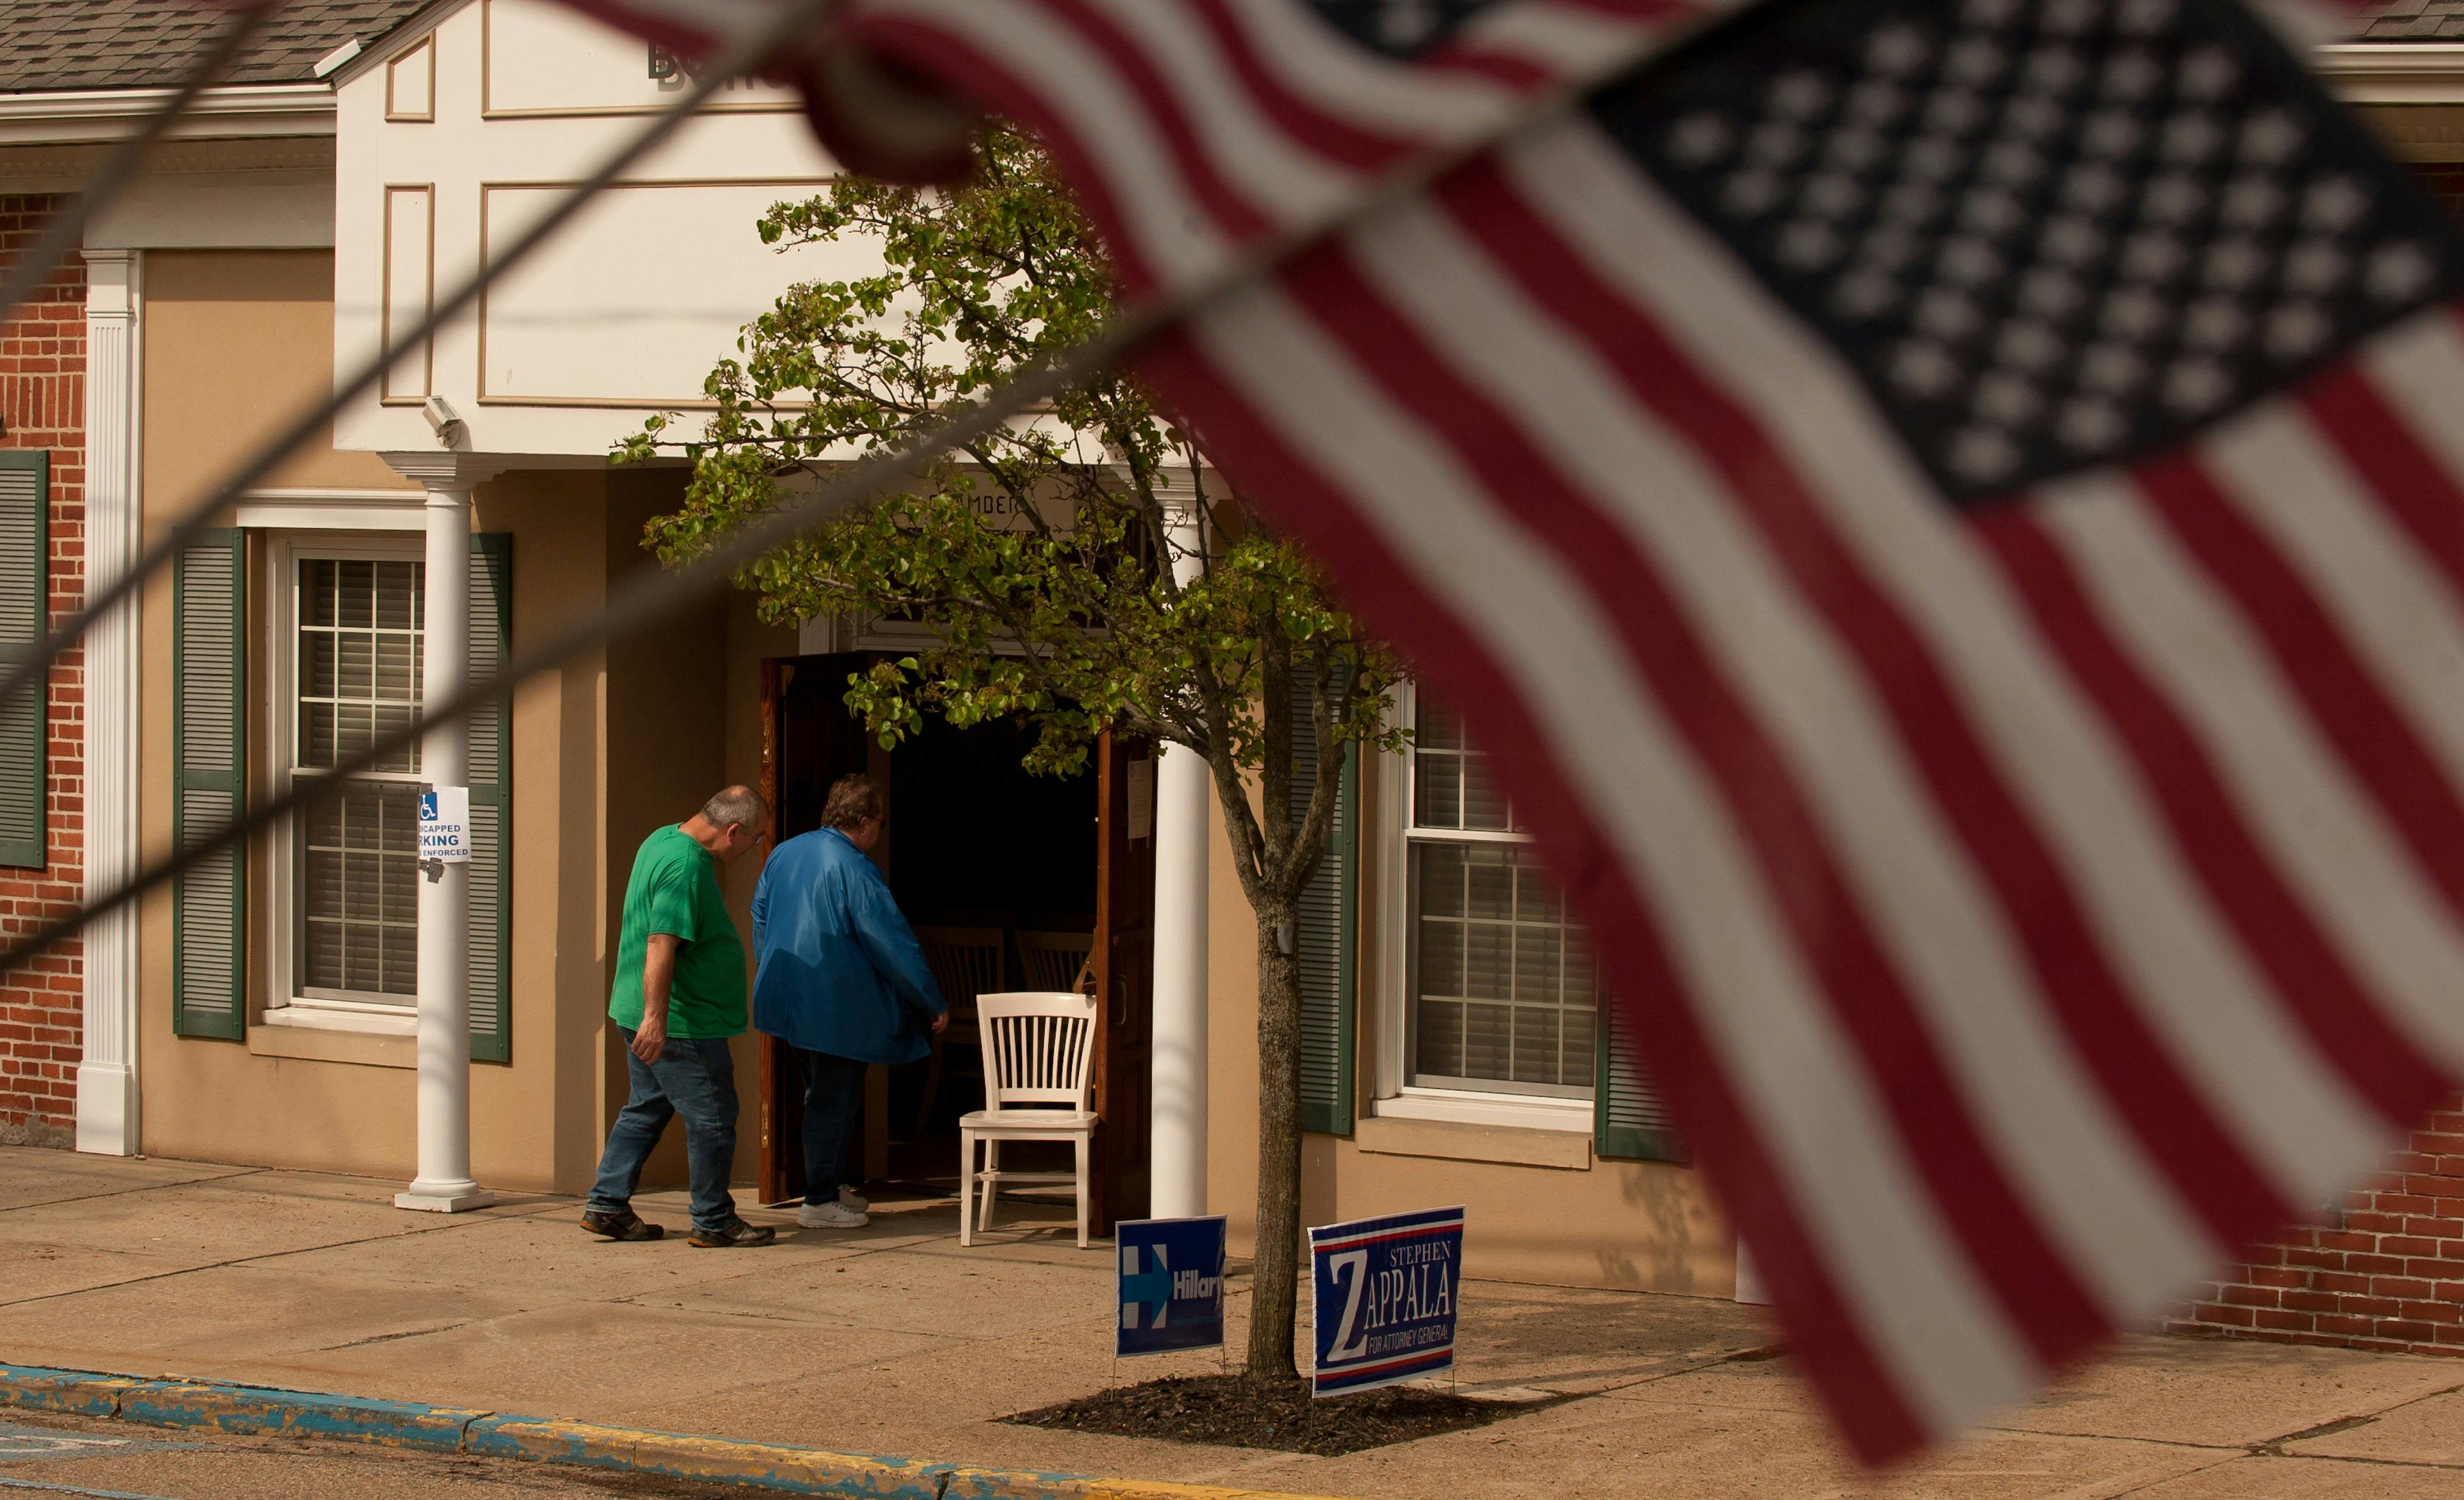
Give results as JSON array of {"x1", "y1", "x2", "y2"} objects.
[
  {"x1": 1013, "y1": 929, "x2": 1095, "y2": 994},
  {"x1": 959, "y1": 991, "x2": 1099, "y2": 1248}
]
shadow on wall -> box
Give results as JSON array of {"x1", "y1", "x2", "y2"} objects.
[{"x1": 1596, "y1": 1158, "x2": 1718, "y2": 1296}]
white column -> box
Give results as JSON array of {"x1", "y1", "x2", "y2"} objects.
[
  {"x1": 391, "y1": 456, "x2": 492, "y2": 1212},
  {"x1": 1149, "y1": 495, "x2": 1210, "y2": 1220},
  {"x1": 76, "y1": 251, "x2": 141, "y2": 1157}
]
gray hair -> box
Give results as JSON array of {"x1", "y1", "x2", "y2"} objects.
[{"x1": 699, "y1": 785, "x2": 770, "y2": 832}]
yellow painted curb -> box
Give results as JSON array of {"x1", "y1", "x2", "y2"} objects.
[{"x1": 1, "y1": 1363, "x2": 1354, "y2": 1500}]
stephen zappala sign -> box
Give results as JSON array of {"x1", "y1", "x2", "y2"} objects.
[
  {"x1": 1309, "y1": 1205, "x2": 1464, "y2": 1396},
  {"x1": 1116, "y1": 1215, "x2": 1226, "y2": 1357}
]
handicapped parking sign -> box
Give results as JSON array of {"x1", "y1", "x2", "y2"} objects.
[
  {"x1": 1116, "y1": 1215, "x2": 1226, "y2": 1357},
  {"x1": 1310, "y1": 1205, "x2": 1464, "y2": 1396},
  {"x1": 418, "y1": 786, "x2": 471, "y2": 864}
]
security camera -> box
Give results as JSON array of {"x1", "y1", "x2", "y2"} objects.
[{"x1": 422, "y1": 395, "x2": 463, "y2": 444}]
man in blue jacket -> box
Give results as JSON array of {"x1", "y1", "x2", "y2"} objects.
[{"x1": 751, "y1": 773, "x2": 946, "y2": 1229}]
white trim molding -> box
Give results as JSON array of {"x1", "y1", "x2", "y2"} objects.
[
  {"x1": 236, "y1": 488, "x2": 429, "y2": 532},
  {"x1": 2317, "y1": 43, "x2": 2464, "y2": 104},
  {"x1": 0, "y1": 85, "x2": 338, "y2": 147},
  {"x1": 76, "y1": 249, "x2": 143, "y2": 1157}
]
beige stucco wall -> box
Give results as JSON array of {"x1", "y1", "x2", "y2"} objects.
[
  {"x1": 596, "y1": 472, "x2": 794, "y2": 1192},
  {"x1": 136, "y1": 418, "x2": 620, "y2": 1189},
  {"x1": 139, "y1": 252, "x2": 412, "y2": 501},
  {"x1": 130, "y1": 251, "x2": 764, "y2": 1192},
  {"x1": 133, "y1": 339, "x2": 794, "y2": 1195},
  {"x1": 1204, "y1": 745, "x2": 1734, "y2": 1296}
]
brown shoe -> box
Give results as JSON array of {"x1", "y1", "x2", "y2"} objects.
[
  {"x1": 581, "y1": 1208, "x2": 664, "y2": 1242},
  {"x1": 687, "y1": 1217, "x2": 776, "y2": 1248}
]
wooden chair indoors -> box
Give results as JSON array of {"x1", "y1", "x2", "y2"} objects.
[
  {"x1": 913, "y1": 925, "x2": 1004, "y2": 1133},
  {"x1": 1012, "y1": 929, "x2": 1095, "y2": 995},
  {"x1": 960, "y1": 991, "x2": 1101, "y2": 1248}
]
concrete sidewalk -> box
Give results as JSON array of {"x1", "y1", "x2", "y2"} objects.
[{"x1": 5, "y1": 1148, "x2": 2463, "y2": 1499}]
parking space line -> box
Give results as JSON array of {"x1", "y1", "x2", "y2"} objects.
[{"x1": 0, "y1": 1477, "x2": 174, "y2": 1499}]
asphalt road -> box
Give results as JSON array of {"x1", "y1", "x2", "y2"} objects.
[{"x1": 0, "y1": 1413, "x2": 754, "y2": 1500}]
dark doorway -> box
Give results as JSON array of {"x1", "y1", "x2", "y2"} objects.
[
  {"x1": 886, "y1": 712, "x2": 1099, "y2": 930},
  {"x1": 757, "y1": 652, "x2": 1151, "y2": 1231}
]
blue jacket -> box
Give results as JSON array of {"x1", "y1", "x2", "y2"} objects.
[{"x1": 751, "y1": 828, "x2": 947, "y2": 1065}]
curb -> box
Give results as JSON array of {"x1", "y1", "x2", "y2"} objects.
[{"x1": 0, "y1": 1363, "x2": 1339, "y2": 1500}]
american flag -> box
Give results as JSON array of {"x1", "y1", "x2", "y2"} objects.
[{"x1": 562, "y1": 0, "x2": 2464, "y2": 1463}]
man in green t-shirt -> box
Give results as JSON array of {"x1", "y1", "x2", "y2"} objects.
[{"x1": 583, "y1": 785, "x2": 776, "y2": 1248}]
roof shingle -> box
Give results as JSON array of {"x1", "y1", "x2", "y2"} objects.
[
  {"x1": 2, "y1": 1, "x2": 2461, "y2": 97},
  {"x1": 0, "y1": 1, "x2": 432, "y2": 94}
]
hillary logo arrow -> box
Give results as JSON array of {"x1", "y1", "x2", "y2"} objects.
[{"x1": 1121, "y1": 1244, "x2": 1172, "y2": 1328}]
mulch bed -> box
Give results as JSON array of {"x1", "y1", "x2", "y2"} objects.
[{"x1": 1004, "y1": 1373, "x2": 1523, "y2": 1456}]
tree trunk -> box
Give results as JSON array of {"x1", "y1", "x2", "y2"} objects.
[{"x1": 1245, "y1": 893, "x2": 1305, "y2": 1380}]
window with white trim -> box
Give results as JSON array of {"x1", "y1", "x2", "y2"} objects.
[
  {"x1": 1400, "y1": 691, "x2": 1597, "y2": 1101},
  {"x1": 275, "y1": 541, "x2": 425, "y2": 1018}
]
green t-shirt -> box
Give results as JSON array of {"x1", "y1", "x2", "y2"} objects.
[{"x1": 608, "y1": 825, "x2": 747, "y2": 1039}]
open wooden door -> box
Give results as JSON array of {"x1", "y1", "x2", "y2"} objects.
[
  {"x1": 1087, "y1": 732, "x2": 1158, "y2": 1232},
  {"x1": 757, "y1": 653, "x2": 873, "y2": 1205}
]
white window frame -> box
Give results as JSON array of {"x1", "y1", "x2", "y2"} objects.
[
  {"x1": 260, "y1": 529, "x2": 425, "y2": 1036},
  {"x1": 1370, "y1": 683, "x2": 1593, "y2": 1135}
]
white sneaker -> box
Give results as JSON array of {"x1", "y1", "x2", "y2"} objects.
[
  {"x1": 838, "y1": 1186, "x2": 869, "y2": 1213},
  {"x1": 798, "y1": 1200, "x2": 869, "y2": 1229}
]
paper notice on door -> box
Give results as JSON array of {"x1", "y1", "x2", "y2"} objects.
[{"x1": 1127, "y1": 758, "x2": 1155, "y2": 842}]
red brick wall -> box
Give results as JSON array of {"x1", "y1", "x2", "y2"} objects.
[
  {"x1": 2171, "y1": 1098, "x2": 2464, "y2": 1357},
  {"x1": 0, "y1": 196, "x2": 84, "y2": 1147}
]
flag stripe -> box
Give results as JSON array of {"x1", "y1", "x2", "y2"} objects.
[
  {"x1": 2138, "y1": 454, "x2": 2464, "y2": 941},
  {"x1": 2209, "y1": 399, "x2": 2464, "y2": 822},
  {"x1": 1138, "y1": 319, "x2": 1941, "y2": 1460},
  {"x1": 1310, "y1": 212, "x2": 2110, "y2": 1358},
  {"x1": 2335, "y1": 315, "x2": 2464, "y2": 636},
  {"x1": 1355, "y1": 185, "x2": 2213, "y2": 1330},
  {"x1": 868, "y1": 2, "x2": 1235, "y2": 292},
  {"x1": 1497, "y1": 120, "x2": 2315, "y2": 1236},
  {"x1": 1975, "y1": 500, "x2": 2451, "y2": 1130},
  {"x1": 1191, "y1": 0, "x2": 1524, "y2": 152},
  {"x1": 1034, "y1": 0, "x2": 1283, "y2": 245},
  {"x1": 1074, "y1": 0, "x2": 1362, "y2": 219},
  {"x1": 2198, "y1": 398, "x2": 2464, "y2": 1080},
  {"x1": 2027, "y1": 478, "x2": 2426, "y2": 1191}
]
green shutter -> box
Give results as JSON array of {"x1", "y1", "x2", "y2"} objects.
[
  {"x1": 0, "y1": 452, "x2": 48, "y2": 870},
  {"x1": 1596, "y1": 1005, "x2": 1684, "y2": 1162},
  {"x1": 466, "y1": 533, "x2": 512, "y2": 1063},
  {"x1": 1294, "y1": 674, "x2": 1357, "y2": 1137},
  {"x1": 173, "y1": 531, "x2": 246, "y2": 1040}
]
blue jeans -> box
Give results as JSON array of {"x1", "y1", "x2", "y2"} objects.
[
  {"x1": 796, "y1": 1048, "x2": 867, "y2": 1207},
  {"x1": 589, "y1": 1029, "x2": 740, "y2": 1232}
]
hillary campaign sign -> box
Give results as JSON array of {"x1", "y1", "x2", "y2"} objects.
[
  {"x1": 1310, "y1": 1207, "x2": 1464, "y2": 1396},
  {"x1": 1116, "y1": 1216, "x2": 1226, "y2": 1358}
]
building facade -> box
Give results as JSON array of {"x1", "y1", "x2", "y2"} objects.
[{"x1": 11, "y1": 0, "x2": 2464, "y2": 1316}]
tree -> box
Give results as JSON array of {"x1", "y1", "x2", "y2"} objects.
[{"x1": 621, "y1": 127, "x2": 1400, "y2": 1380}]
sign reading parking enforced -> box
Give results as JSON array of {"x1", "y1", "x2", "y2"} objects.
[
  {"x1": 419, "y1": 787, "x2": 471, "y2": 864},
  {"x1": 1310, "y1": 1206, "x2": 1464, "y2": 1397},
  {"x1": 1116, "y1": 1215, "x2": 1226, "y2": 1357}
]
